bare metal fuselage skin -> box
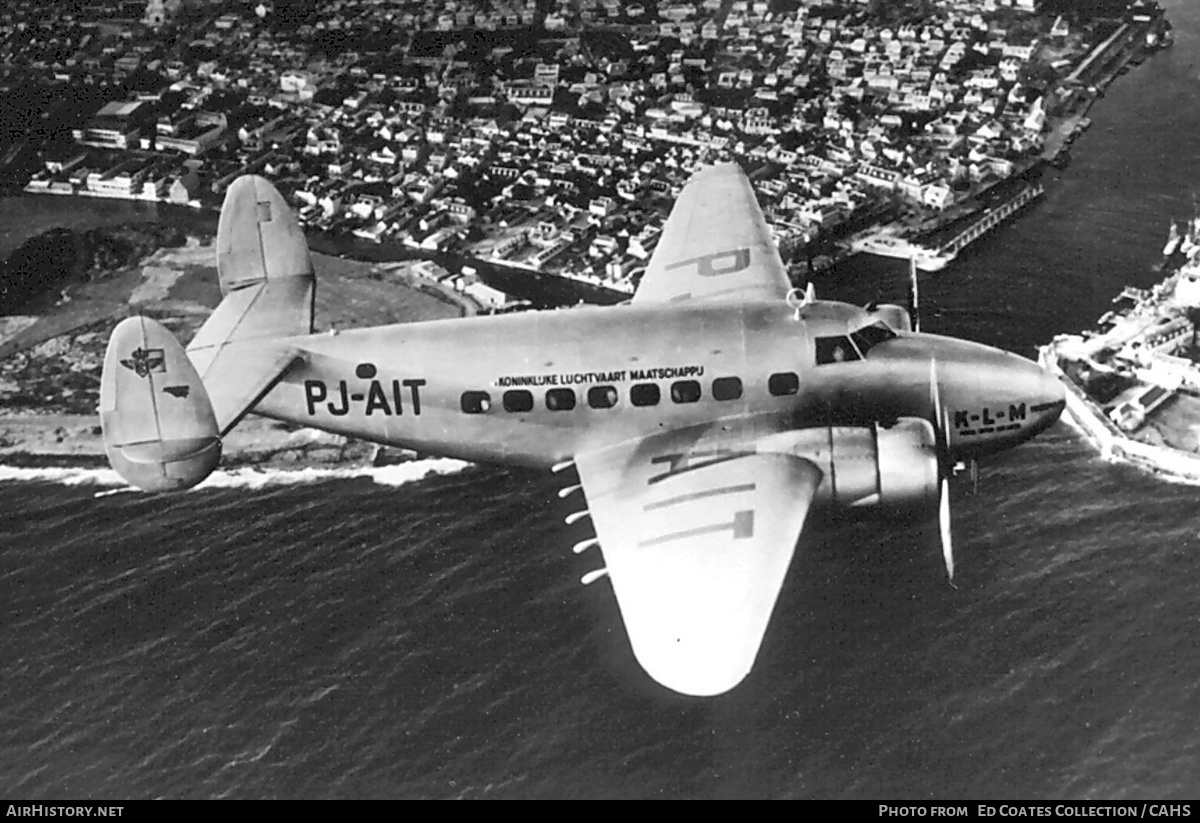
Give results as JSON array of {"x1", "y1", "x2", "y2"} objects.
[{"x1": 252, "y1": 299, "x2": 1064, "y2": 478}]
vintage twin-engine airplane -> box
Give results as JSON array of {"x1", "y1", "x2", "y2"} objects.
[{"x1": 99, "y1": 163, "x2": 1064, "y2": 697}]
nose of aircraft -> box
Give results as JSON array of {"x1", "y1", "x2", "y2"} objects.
[
  {"x1": 1006, "y1": 350, "x2": 1066, "y2": 438},
  {"x1": 1027, "y1": 359, "x2": 1065, "y2": 439},
  {"x1": 933, "y1": 337, "x2": 1066, "y2": 454}
]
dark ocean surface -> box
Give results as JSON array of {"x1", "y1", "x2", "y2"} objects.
[{"x1": 5, "y1": 1, "x2": 1200, "y2": 799}]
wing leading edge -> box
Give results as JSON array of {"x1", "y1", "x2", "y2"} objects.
[
  {"x1": 574, "y1": 431, "x2": 822, "y2": 696},
  {"x1": 632, "y1": 163, "x2": 792, "y2": 306}
]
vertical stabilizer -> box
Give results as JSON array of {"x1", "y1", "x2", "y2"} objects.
[
  {"x1": 216, "y1": 174, "x2": 315, "y2": 298},
  {"x1": 100, "y1": 316, "x2": 221, "y2": 492},
  {"x1": 186, "y1": 175, "x2": 313, "y2": 431}
]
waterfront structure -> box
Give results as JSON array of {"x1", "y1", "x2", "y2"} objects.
[
  {"x1": 846, "y1": 182, "x2": 1045, "y2": 272},
  {"x1": 0, "y1": 0, "x2": 1176, "y2": 298},
  {"x1": 1042, "y1": 243, "x2": 1200, "y2": 483},
  {"x1": 848, "y1": 229, "x2": 955, "y2": 273}
]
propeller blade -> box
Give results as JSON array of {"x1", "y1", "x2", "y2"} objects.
[
  {"x1": 909, "y1": 257, "x2": 920, "y2": 332},
  {"x1": 940, "y1": 477, "x2": 955, "y2": 586},
  {"x1": 929, "y1": 357, "x2": 941, "y2": 432},
  {"x1": 930, "y1": 357, "x2": 956, "y2": 586}
]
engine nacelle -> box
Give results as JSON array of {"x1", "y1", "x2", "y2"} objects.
[{"x1": 788, "y1": 418, "x2": 938, "y2": 508}]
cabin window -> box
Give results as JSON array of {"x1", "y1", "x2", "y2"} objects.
[
  {"x1": 461, "y1": 391, "x2": 491, "y2": 414},
  {"x1": 769, "y1": 372, "x2": 799, "y2": 396},
  {"x1": 850, "y1": 322, "x2": 898, "y2": 357},
  {"x1": 712, "y1": 377, "x2": 742, "y2": 401},
  {"x1": 588, "y1": 385, "x2": 619, "y2": 409},
  {"x1": 815, "y1": 335, "x2": 862, "y2": 365},
  {"x1": 671, "y1": 380, "x2": 701, "y2": 404},
  {"x1": 545, "y1": 388, "x2": 576, "y2": 411},
  {"x1": 503, "y1": 390, "x2": 533, "y2": 413},
  {"x1": 630, "y1": 383, "x2": 660, "y2": 407}
]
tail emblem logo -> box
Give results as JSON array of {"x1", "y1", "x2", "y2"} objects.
[{"x1": 120, "y1": 347, "x2": 166, "y2": 378}]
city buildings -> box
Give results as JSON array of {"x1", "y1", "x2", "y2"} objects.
[{"x1": 0, "y1": 0, "x2": 1171, "y2": 294}]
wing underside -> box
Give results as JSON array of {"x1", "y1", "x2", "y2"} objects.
[
  {"x1": 632, "y1": 163, "x2": 792, "y2": 306},
  {"x1": 574, "y1": 430, "x2": 822, "y2": 696}
]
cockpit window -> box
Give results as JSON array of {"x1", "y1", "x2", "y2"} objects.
[
  {"x1": 850, "y1": 321, "x2": 898, "y2": 357},
  {"x1": 815, "y1": 335, "x2": 862, "y2": 365}
]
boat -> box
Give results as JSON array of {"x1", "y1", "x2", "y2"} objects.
[
  {"x1": 1181, "y1": 217, "x2": 1199, "y2": 257},
  {"x1": 1163, "y1": 220, "x2": 1182, "y2": 257},
  {"x1": 848, "y1": 229, "x2": 954, "y2": 272}
]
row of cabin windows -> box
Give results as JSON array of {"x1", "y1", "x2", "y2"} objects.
[{"x1": 461, "y1": 372, "x2": 802, "y2": 414}]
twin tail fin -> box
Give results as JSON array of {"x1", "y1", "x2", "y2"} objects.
[
  {"x1": 100, "y1": 175, "x2": 313, "y2": 491},
  {"x1": 99, "y1": 315, "x2": 221, "y2": 492}
]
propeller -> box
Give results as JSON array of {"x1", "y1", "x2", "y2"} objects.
[
  {"x1": 908, "y1": 257, "x2": 921, "y2": 333},
  {"x1": 929, "y1": 357, "x2": 956, "y2": 587},
  {"x1": 913, "y1": 260, "x2": 954, "y2": 582}
]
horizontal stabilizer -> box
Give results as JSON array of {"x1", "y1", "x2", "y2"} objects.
[
  {"x1": 99, "y1": 316, "x2": 221, "y2": 492},
  {"x1": 190, "y1": 338, "x2": 299, "y2": 435},
  {"x1": 189, "y1": 272, "x2": 313, "y2": 365}
]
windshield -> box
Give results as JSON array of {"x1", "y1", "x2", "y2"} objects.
[{"x1": 850, "y1": 321, "x2": 898, "y2": 357}]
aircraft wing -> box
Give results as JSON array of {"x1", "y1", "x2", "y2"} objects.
[
  {"x1": 573, "y1": 428, "x2": 822, "y2": 696},
  {"x1": 632, "y1": 163, "x2": 792, "y2": 306}
]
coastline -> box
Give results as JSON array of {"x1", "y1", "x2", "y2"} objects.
[
  {"x1": 0, "y1": 205, "x2": 480, "y2": 476},
  {"x1": 0, "y1": 4, "x2": 1175, "y2": 479},
  {"x1": 1039, "y1": 344, "x2": 1200, "y2": 486},
  {"x1": 1037, "y1": 229, "x2": 1200, "y2": 487},
  {"x1": 0, "y1": 413, "x2": 445, "y2": 476}
]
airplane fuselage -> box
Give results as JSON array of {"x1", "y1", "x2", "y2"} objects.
[
  {"x1": 253, "y1": 299, "x2": 1064, "y2": 479},
  {"x1": 97, "y1": 166, "x2": 1070, "y2": 696}
]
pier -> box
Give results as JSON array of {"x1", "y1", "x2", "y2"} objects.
[
  {"x1": 1065, "y1": 22, "x2": 1133, "y2": 85},
  {"x1": 935, "y1": 183, "x2": 1045, "y2": 257}
]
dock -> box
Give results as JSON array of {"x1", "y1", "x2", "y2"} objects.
[
  {"x1": 932, "y1": 183, "x2": 1046, "y2": 258},
  {"x1": 1041, "y1": 242, "x2": 1200, "y2": 484}
]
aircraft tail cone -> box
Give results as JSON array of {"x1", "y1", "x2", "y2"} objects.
[{"x1": 99, "y1": 316, "x2": 222, "y2": 492}]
